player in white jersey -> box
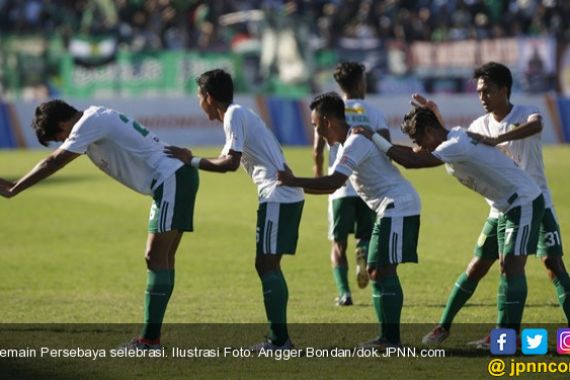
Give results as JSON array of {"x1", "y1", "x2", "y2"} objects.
[
  {"x1": 357, "y1": 106, "x2": 545, "y2": 344},
  {"x1": 418, "y1": 62, "x2": 569, "y2": 347},
  {"x1": 278, "y1": 92, "x2": 421, "y2": 348},
  {"x1": 164, "y1": 69, "x2": 304, "y2": 351},
  {"x1": 0, "y1": 100, "x2": 199, "y2": 349},
  {"x1": 313, "y1": 62, "x2": 385, "y2": 305}
]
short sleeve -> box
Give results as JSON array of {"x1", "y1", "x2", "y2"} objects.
[
  {"x1": 332, "y1": 135, "x2": 370, "y2": 177},
  {"x1": 59, "y1": 118, "x2": 106, "y2": 154},
  {"x1": 468, "y1": 116, "x2": 485, "y2": 133},
  {"x1": 525, "y1": 106, "x2": 541, "y2": 122},
  {"x1": 370, "y1": 108, "x2": 389, "y2": 132},
  {"x1": 432, "y1": 129, "x2": 470, "y2": 164},
  {"x1": 222, "y1": 107, "x2": 245, "y2": 155}
]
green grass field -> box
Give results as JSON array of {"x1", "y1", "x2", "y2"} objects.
[{"x1": 0, "y1": 147, "x2": 569, "y2": 379}]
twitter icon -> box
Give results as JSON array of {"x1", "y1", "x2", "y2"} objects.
[{"x1": 521, "y1": 329, "x2": 548, "y2": 355}]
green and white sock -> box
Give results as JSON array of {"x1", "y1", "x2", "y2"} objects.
[
  {"x1": 261, "y1": 270, "x2": 289, "y2": 346},
  {"x1": 142, "y1": 269, "x2": 173, "y2": 340},
  {"x1": 439, "y1": 272, "x2": 479, "y2": 330}
]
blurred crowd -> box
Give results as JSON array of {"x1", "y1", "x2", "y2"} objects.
[
  {"x1": 1, "y1": 0, "x2": 570, "y2": 52},
  {"x1": 1, "y1": 0, "x2": 568, "y2": 99}
]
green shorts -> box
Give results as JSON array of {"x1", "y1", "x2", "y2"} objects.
[
  {"x1": 537, "y1": 208, "x2": 564, "y2": 257},
  {"x1": 148, "y1": 165, "x2": 199, "y2": 233},
  {"x1": 368, "y1": 214, "x2": 420, "y2": 267},
  {"x1": 328, "y1": 196, "x2": 375, "y2": 242},
  {"x1": 475, "y1": 195, "x2": 545, "y2": 258},
  {"x1": 256, "y1": 201, "x2": 304, "y2": 255},
  {"x1": 473, "y1": 218, "x2": 500, "y2": 260}
]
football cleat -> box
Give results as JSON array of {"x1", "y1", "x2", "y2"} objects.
[
  {"x1": 467, "y1": 334, "x2": 490, "y2": 350},
  {"x1": 357, "y1": 336, "x2": 402, "y2": 349},
  {"x1": 335, "y1": 294, "x2": 353, "y2": 306},
  {"x1": 117, "y1": 337, "x2": 161, "y2": 351},
  {"x1": 248, "y1": 338, "x2": 293, "y2": 352},
  {"x1": 422, "y1": 326, "x2": 450, "y2": 345},
  {"x1": 467, "y1": 333, "x2": 521, "y2": 350}
]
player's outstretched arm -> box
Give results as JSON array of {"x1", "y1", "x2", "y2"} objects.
[
  {"x1": 196, "y1": 150, "x2": 241, "y2": 173},
  {"x1": 388, "y1": 145, "x2": 444, "y2": 169},
  {"x1": 468, "y1": 115, "x2": 543, "y2": 146},
  {"x1": 165, "y1": 146, "x2": 242, "y2": 173},
  {"x1": 164, "y1": 145, "x2": 194, "y2": 165},
  {"x1": 352, "y1": 127, "x2": 443, "y2": 169},
  {"x1": 0, "y1": 149, "x2": 80, "y2": 198},
  {"x1": 313, "y1": 130, "x2": 326, "y2": 177},
  {"x1": 277, "y1": 170, "x2": 347, "y2": 194}
]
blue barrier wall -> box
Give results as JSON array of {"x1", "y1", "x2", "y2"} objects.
[
  {"x1": 266, "y1": 97, "x2": 308, "y2": 146},
  {"x1": 0, "y1": 103, "x2": 17, "y2": 148},
  {"x1": 556, "y1": 97, "x2": 570, "y2": 142}
]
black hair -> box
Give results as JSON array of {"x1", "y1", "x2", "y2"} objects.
[
  {"x1": 400, "y1": 107, "x2": 443, "y2": 137},
  {"x1": 473, "y1": 62, "x2": 513, "y2": 99},
  {"x1": 309, "y1": 92, "x2": 346, "y2": 120},
  {"x1": 333, "y1": 61, "x2": 365, "y2": 93},
  {"x1": 31, "y1": 100, "x2": 79, "y2": 146},
  {"x1": 196, "y1": 69, "x2": 234, "y2": 104}
]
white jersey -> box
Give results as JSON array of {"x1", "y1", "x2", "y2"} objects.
[
  {"x1": 432, "y1": 127, "x2": 541, "y2": 213},
  {"x1": 468, "y1": 105, "x2": 552, "y2": 214},
  {"x1": 333, "y1": 132, "x2": 420, "y2": 217},
  {"x1": 222, "y1": 104, "x2": 304, "y2": 204},
  {"x1": 60, "y1": 106, "x2": 182, "y2": 195},
  {"x1": 328, "y1": 98, "x2": 389, "y2": 200}
]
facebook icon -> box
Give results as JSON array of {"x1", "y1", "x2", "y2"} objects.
[{"x1": 490, "y1": 328, "x2": 517, "y2": 355}]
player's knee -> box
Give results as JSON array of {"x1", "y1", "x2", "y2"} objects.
[
  {"x1": 542, "y1": 256, "x2": 565, "y2": 278},
  {"x1": 466, "y1": 258, "x2": 494, "y2": 279},
  {"x1": 367, "y1": 265, "x2": 377, "y2": 280},
  {"x1": 255, "y1": 255, "x2": 280, "y2": 277},
  {"x1": 144, "y1": 251, "x2": 153, "y2": 268},
  {"x1": 500, "y1": 257, "x2": 526, "y2": 275},
  {"x1": 332, "y1": 241, "x2": 347, "y2": 256}
]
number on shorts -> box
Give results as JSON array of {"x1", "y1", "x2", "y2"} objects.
[
  {"x1": 505, "y1": 228, "x2": 514, "y2": 245},
  {"x1": 544, "y1": 231, "x2": 561, "y2": 247}
]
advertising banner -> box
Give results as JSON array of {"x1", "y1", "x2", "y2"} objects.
[{"x1": 2, "y1": 95, "x2": 567, "y2": 149}]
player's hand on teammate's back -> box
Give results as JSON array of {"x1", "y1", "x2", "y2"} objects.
[
  {"x1": 164, "y1": 146, "x2": 193, "y2": 165},
  {"x1": 466, "y1": 131, "x2": 500, "y2": 146},
  {"x1": 276, "y1": 169, "x2": 295, "y2": 186},
  {"x1": 351, "y1": 125, "x2": 373, "y2": 139}
]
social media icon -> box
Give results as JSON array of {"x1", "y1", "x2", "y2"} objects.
[
  {"x1": 557, "y1": 328, "x2": 570, "y2": 355},
  {"x1": 490, "y1": 328, "x2": 517, "y2": 355},
  {"x1": 521, "y1": 329, "x2": 548, "y2": 355}
]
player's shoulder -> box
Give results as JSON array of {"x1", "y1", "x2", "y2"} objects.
[
  {"x1": 345, "y1": 98, "x2": 374, "y2": 112},
  {"x1": 223, "y1": 104, "x2": 248, "y2": 127},
  {"x1": 74, "y1": 106, "x2": 105, "y2": 128},
  {"x1": 345, "y1": 131, "x2": 374, "y2": 151},
  {"x1": 225, "y1": 103, "x2": 243, "y2": 117},
  {"x1": 512, "y1": 104, "x2": 541, "y2": 118},
  {"x1": 447, "y1": 126, "x2": 468, "y2": 141},
  {"x1": 468, "y1": 113, "x2": 489, "y2": 130}
]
